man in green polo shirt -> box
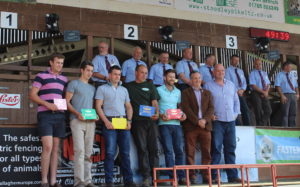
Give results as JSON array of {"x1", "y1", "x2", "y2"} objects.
[{"x1": 124, "y1": 65, "x2": 160, "y2": 187}]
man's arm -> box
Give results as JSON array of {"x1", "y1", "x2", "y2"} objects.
[
  {"x1": 181, "y1": 91, "x2": 198, "y2": 126},
  {"x1": 93, "y1": 72, "x2": 108, "y2": 81},
  {"x1": 178, "y1": 73, "x2": 191, "y2": 85},
  {"x1": 125, "y1": 102, "x2": 133, "y2": 130},
  {"x1": 29, "y1": 87, "x2": 58, "y2": 111},
  {"x1": 151, "y1": 99, "x2": 159, "y2": 120},
  {"x1": 65, "y1": 91, "x2": 84, "y2": 120},
  {"x1": 95, "y1": 99, "x2": 114, "y2": 129},
  {"x1": 276, "y1": 86, "x2": 288, "y2": 104}
]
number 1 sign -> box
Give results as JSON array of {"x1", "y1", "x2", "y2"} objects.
[{"x1": 0, "y1": 12, "x2": 18, "y2": 29}]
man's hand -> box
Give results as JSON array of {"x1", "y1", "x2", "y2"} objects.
[
  {"x1": 237, "y1": 90, "x2": 244, "y2": 97},
  {"x1": 76, "y1": 113, "x2": 85, "y2": 121},
  {"x1": 161, "y1": 114, "x2": 169, "y2": 121},
  {"x1": 212, "y1": 115, "x2": 217, "y2": 121},
  {"x1": 261, "y1": 91, "x2": 269, "y2": 98},
  {"x1": 280, "y1": 95, "x2": 288, "y2": 104},
  {"x1": 151, "y1": 113, "x2": 159, "y2": 121},
  {"x1": 45, "y1": 102, "x2": 58, "y2": 111},
  {"x1": 126, "y1": 121, "x2": 131, "y2": 130},
  {"x1": 296, "y1": 94, "x2": 299, "y2": 100},
  {"x1": 198, "y1": 119, "x2": 206, "y2": 129},
  {"x1": 179, "y1": 113, "x2": 187, "y2": 121},
  {"x1": 104, "y1": 120, "x2": 114, "y2": 130}
]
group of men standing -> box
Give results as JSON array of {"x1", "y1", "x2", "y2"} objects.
[{"x1": 30, "y1": 41, "x2": 298, "y2": 187}]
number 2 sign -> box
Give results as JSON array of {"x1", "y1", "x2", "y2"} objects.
[
  {"x1": 0, "y1": 12, "x2": 18, "y2": 29},
  {"x1": 124, "y1": 24, "x2": 138, "y2": 40}
]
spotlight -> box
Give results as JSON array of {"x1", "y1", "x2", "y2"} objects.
[
  {"x1": 255, "y1": 37, "x2": 270, "y2": 53},
  {"x1": 159, "y1": 26, "x2": 174, "y2": 43},
  {"x1": 45, "y1": 13, "x2": 60, "y2": 34}
]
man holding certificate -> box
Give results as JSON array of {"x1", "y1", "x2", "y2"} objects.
[
  {"x1": 95, "y1": 66, "x2": 136, "y2": 187},
  {"x1": 65, "y1": 61, "x2": 97, "y2": 187},
  {"x1": 157, "y1": 69, "x2": 187, "y2": 185},
  {"x1": 124, "y1": 65, "x2": 160, "y2": 187},
  {"x1": 181, "y1": 71, "x2": 214, "y2": 184}
]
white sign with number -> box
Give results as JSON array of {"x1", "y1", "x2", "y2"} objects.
[
  {"x1": 226, "y1": 35, "x2": 238, "y2": 49},
  {"x1": 0, "y1": 11, "x2": 18, "y2": 29},
  {"x1": 124, "y1": 24, "x2": 138, "y2": 40}
]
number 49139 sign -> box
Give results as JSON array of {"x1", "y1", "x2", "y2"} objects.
[
  {"x1": 124, "y1": 24, "x2": 138, "y2": 40},
  {"x1": 0, "y1": 12, "x2": 18, "y2": 29}
]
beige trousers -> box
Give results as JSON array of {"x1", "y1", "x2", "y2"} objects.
[{"x1": 70, "y1": 118, "x2": 96, "y2": 186}]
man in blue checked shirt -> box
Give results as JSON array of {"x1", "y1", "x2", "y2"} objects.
[
  {"x1": 204, "y1": 64, "x2": 241, "y2": 184},
  {"x1": 225, "y1": 55, "x2": 251, "y2": 126},
  {"x1": 149, "y1": 52, "x2": 173, "y2": 87},
  {"x1": 249, "y1": 59, "x2": 272, "y2": 126},
  {"x1": 275, "y1": 62, "x2": 299, "y2": 127},
  {"x1": 175, "y1": 48, "x2": 198, "y2": 91},
  {"x1": 122, "y1": 46, "x2": 147, "y2": 83},
  {"x1": 92, "y1": 41, "x2": 120, "y2": 88},
  {"x1": 199, "y1": 54, "x2": 216, "y2": 84}
]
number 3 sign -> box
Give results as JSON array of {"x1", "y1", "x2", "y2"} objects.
[
  {"x1": 226, "y1": 35, "x2": 238, "y2": 49},
  {"x1": 0, "y1": 11, "x2": 18, "y2": 29},
  {"x1": 124, "y1": 24, "x2": 138, "y2": 40}
]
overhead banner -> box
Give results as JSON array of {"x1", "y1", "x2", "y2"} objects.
[
  {"x1": 256, "y1": 128, "x2": 300, "y2": 164},
  {"x1": 116, "y1": 0, "x2": 174, "y2": 7},
  {"x1": 175, "y1": 0, "x2": 284, "y2": 23},
  {"x1": 284, "y1": 0, "x2": 300, "y2": 25}
]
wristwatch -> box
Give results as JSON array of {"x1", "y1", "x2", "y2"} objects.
[{"x1": 127, "y1": 119, "x2": 132, "y2": 123}]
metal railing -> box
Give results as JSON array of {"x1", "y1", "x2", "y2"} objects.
[{"x1": 153, "y1": 163, "x2": 300, "y2": 187}]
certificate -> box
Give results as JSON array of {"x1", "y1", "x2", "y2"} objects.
[
  {"x1": 112, "y1": 118, "x2": 127, "y2": 129},
  {"x1": 139, "y1": 105, "x2": 155, "y2": 117},
  {"x1": 53, "y1": 98, "x2": 67, "y2": 110},
  {"x1": 81, "y1": 109, "x2": 97, "y2": 120},
  {"x1": 166, "y1": 109, "x2": 183, "y2": 120}
]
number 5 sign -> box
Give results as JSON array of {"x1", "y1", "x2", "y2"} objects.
[
  {"x1": 226, "y1": 35, "x2": 238, "y2": 49},
  {"x1": 124, "y1": 24, "x2": 138, "y2": 40},
  {"x1": 0, "y1": 11, "x2": 18, "y2": 29}
]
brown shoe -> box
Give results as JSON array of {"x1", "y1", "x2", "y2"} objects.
[
  {"x1": 228, "y1": 178, "x2": 242, "y2": 183},
  {"x1": 41, "y1": 183, "x2": 49, "y2": 187},
  {"x1": 50, "y1": 183, "x2": 62, "y2": 187}
]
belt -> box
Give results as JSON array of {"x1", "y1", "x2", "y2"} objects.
[
  {"x1": 106, "y1": 116, "x2": 126, "y2": 118},
  {"x1": 284, "y1": 93, "x2": 296, "y2": 95}
]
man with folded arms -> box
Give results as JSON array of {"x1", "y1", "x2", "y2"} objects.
[
  {"x1": 204, "y1": 64, "x2": 241, "y2": 184},
  {"x1": 95, "y1": 65, "x2": 136, "y2": 187},
  {"x1": 124, "y1": 65, "x2": 160, "y2": 187},
  {"x1": 65, "y1": 61, "x2": 97, "y2": 187},
  {"x1": 30, "y1": 53, "x2": 67, "y2": 187},
  {"x1": 181, "y1": 71, "x2": 214, "y2": 184},
  {"x1": 157, "y1": 69, "x2": 187, "y2": 185}
]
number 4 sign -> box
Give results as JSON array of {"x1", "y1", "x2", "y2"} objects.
[
  {"x1": 124, "y1": 24, "x2": 138, "y2": 40},
  {"x1": 226, "y1": 35, "x2": 238, "y2": 49},
  {"x1": 0, "y1": 11, "x2": 18, "y2": 29}
]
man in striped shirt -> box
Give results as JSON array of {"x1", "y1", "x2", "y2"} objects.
[{"x1": 30, "y1": 53, "x2": 68, "y2": 187}]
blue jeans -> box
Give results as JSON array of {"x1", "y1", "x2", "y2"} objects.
[
  {"x1": 159, "y1": 125, "x2": 185, "y2": 179},
  {"x1": 211, "y1": 121, "x2": 238, "y2": 180},
  {"x1": 102, "y1": 126, "x2": 133, "y2": 184}
]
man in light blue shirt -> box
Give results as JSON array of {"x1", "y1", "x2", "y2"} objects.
[
  {"x1": 204, "y1": 64, "x2": 241, "y2": 184},
  {"x1": 175, "y1": 48, "x2": 198, "y2": 91},
  {"x1": 149, "y1": 52, "x2": 173, "y2": 86},
  {"x1": 92, "y1": 41, "x2": 120, "y2": 88},
  {"x1": 157, "y1": 69, "x2": 187, "y2": 184},
  {"x1": 122, "y1": 46, "x2": 147, "y2": 83},
  {"x1": 225, "y1": 55, "x2": 251, "y2": 126},
  {"x1": 199, "y1": 54, "x2": 216, "y2": 84},
  {"x1": 95, "y1": 66, "x2": 136, "y2": 187},
  {"x1": 249, "y1": 59, "x2": 272, "y2": 126},
  {"x1": 275, "y1": 62, "x2": 299, "y2": 127}
]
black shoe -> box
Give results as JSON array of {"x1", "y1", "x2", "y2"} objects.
[
  {"x1": 228, "y1": 178, "x2": 242, "y2": 183},
  {"x1": 190, "y1": 178, "x2": 197, "y2": 185},
  {"x1": 104, "y1": 183, "x2": 114, "y2": 187},
  {"x1": 141, "y1": 178, "x2": 151, "y2": 187},
  {"x1": 212, "y1": 179, "x2": 221, "y2": 184},
  {"x1": 124, "y1": 181, "x2": 137, "y2": 187},
  {"x1": 178, "y1": 178, "x2": 187, "y2": 185}
]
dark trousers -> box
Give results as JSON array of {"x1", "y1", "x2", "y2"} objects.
[
  {"x1": 281, "y1": 93, "x2": 297, "y2": 127},
  {"x1": 159, "y1": 125, "x2": 185, "y2": 179},
  {"x1": 184, "y1": 126, "x2": 211, "y2": 180},
  {"x1": 131, "y1": 120, "x2": 159, "y2": 179},
  {"x1": 236, "y1": 96, "x2": 251, "y2": 126},
  {"x1": 211, "y1": 121, "x2": 238, "y2": 180},
  {"x1": 251, "y1": 91, "x2": 272, "y2": 126}
]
